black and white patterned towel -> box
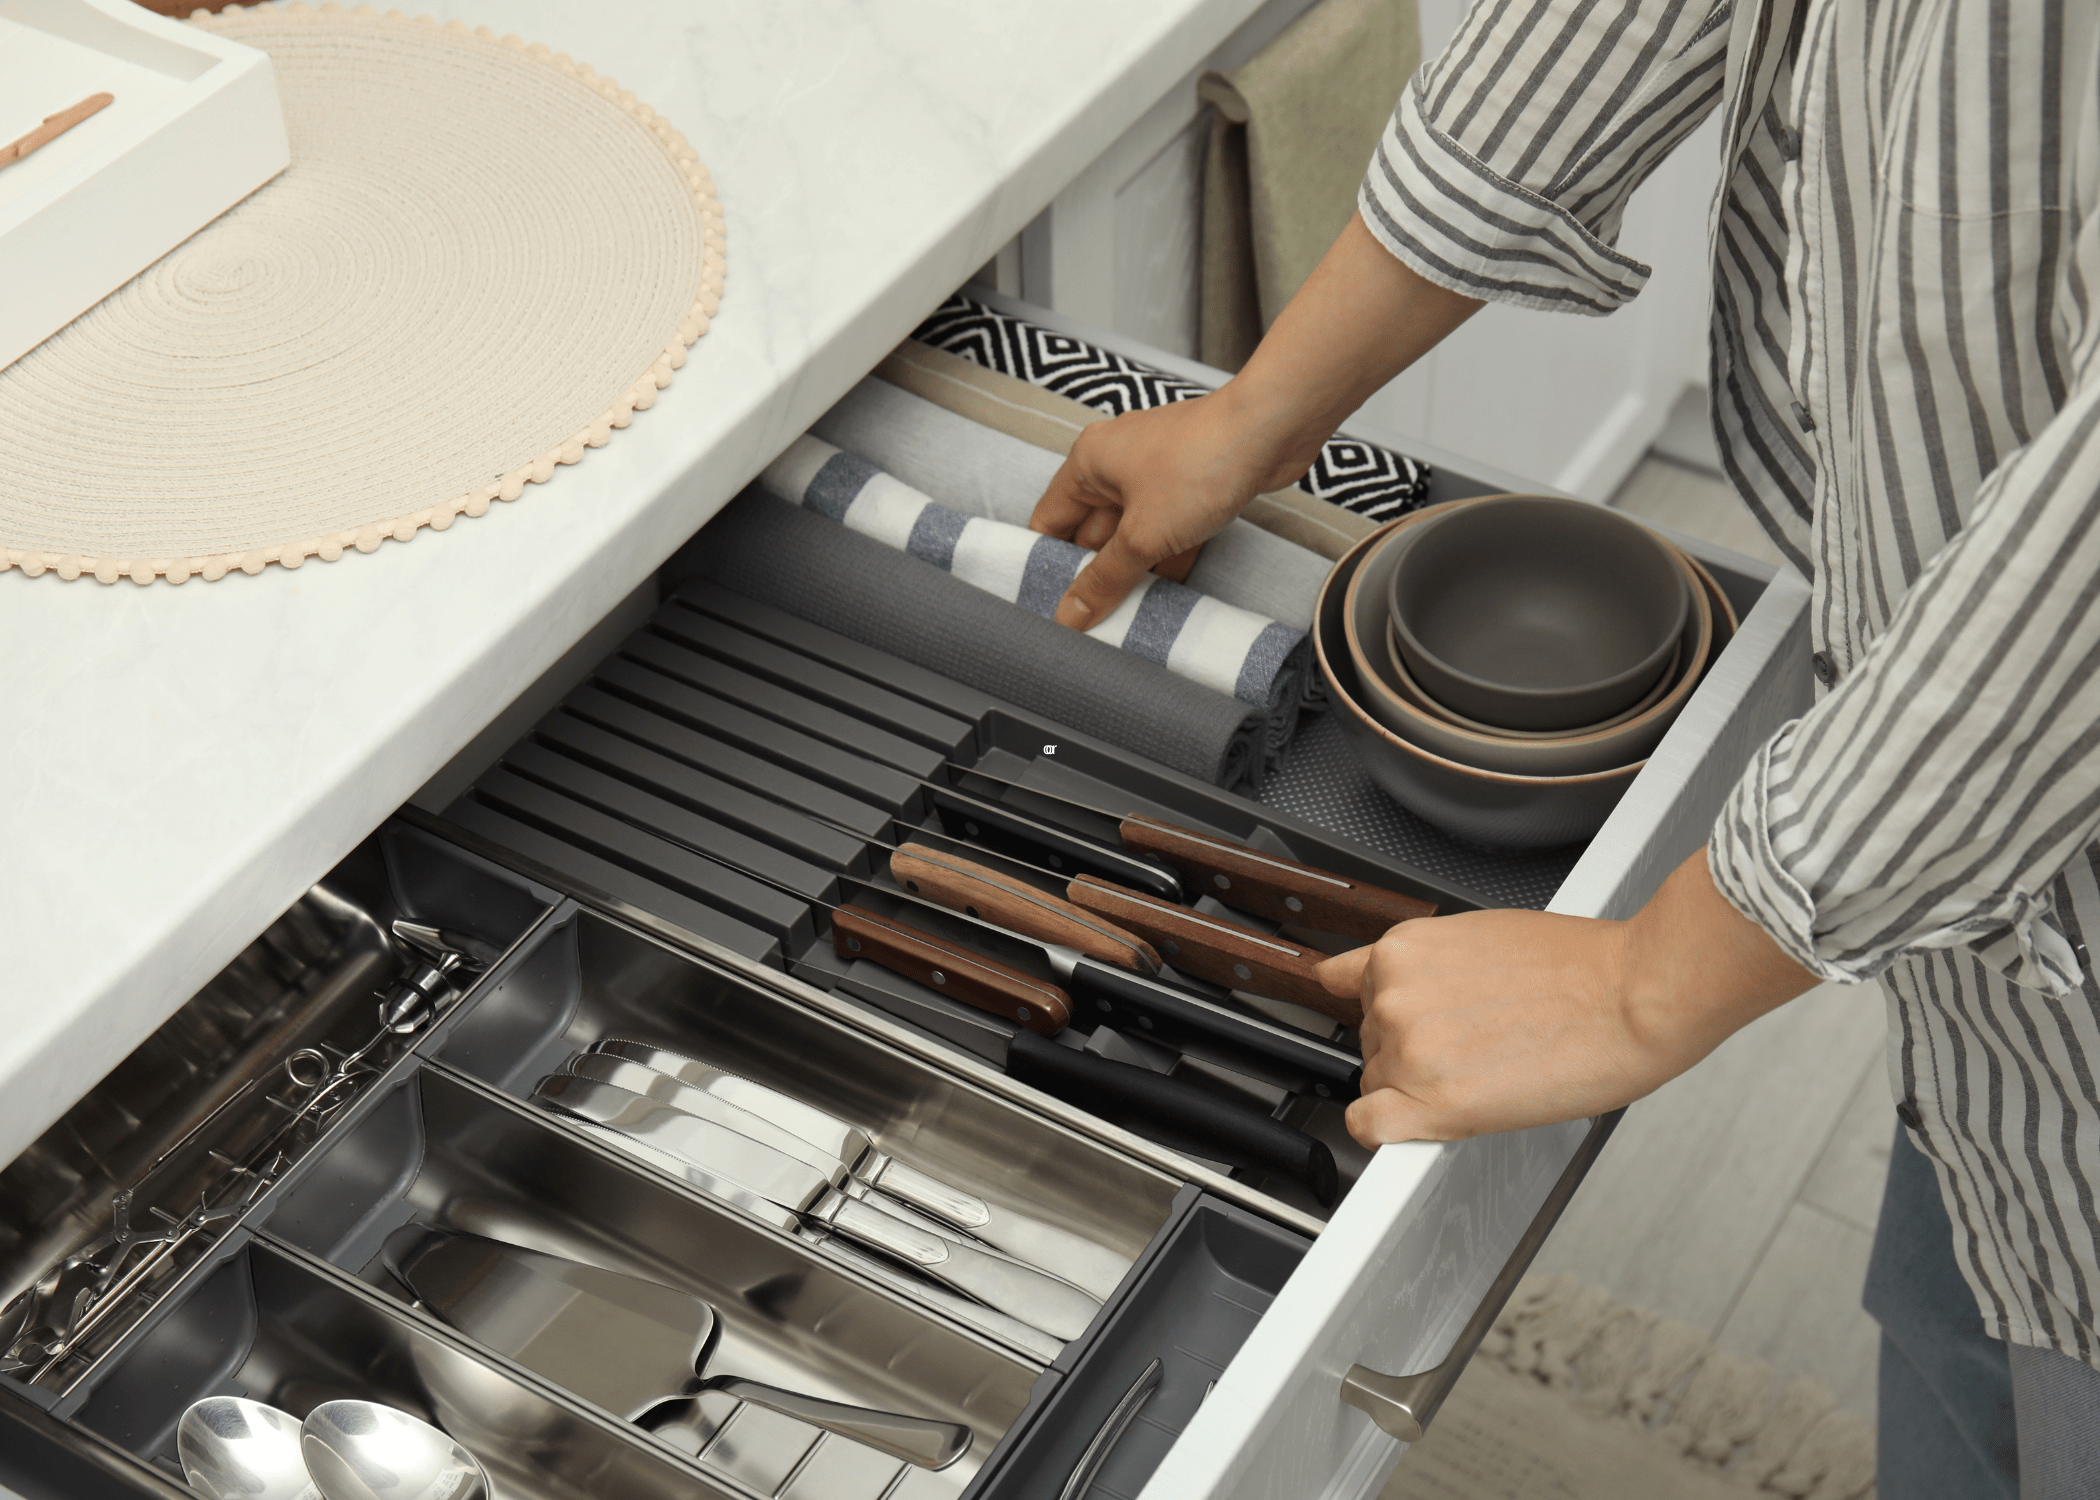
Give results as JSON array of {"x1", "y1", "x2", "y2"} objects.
[
  {"x1": 761, "y1": 436, "x2": 1309, "y2": 718},
  {"x1": 912, "y1": 295, "x2": 1434, "y2": 522}
]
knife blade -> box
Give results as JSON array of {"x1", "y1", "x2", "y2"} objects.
[
  {"x1": 1066, "y1": 878, "x2": 1358, "y2": 1026},
  {"x1": 925, "y1": 766, "x2": 1439, "y2": 941},
  {"x1": 873, "y1": 857, "x2": 1363, "y2": 1093},
  {"x1": 834, "y1": 917, "x2": 1340, "y2": 1208},
  {"x1": 583, "y1": 1039, "x2": 1133, "y2": 1300},
  {"x1": 889, "y1": 843, "x2": 1160, "y2": 974},
  {"x1": 530, "y1": 1075, "x2": 1103, "y2": 1340}
]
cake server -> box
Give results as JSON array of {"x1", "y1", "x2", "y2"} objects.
[
  {"x1": 569, "y1": 1045, "x2": 1130, "y2": 1300},
  {"x1": 384, "y1": 1229, "x2": 969, "y2": 1470},
  {"x1": 530, "y1": 1074, "x2": 1103, "y2": 1340}
]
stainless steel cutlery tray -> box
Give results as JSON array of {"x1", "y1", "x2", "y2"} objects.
[{"x1": 0, "y1": 814, "x2": 1311, "y2": 1500}]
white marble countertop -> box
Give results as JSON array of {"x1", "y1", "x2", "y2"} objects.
[{"x1": 0, "y1": 0, "x2": 1270, "y2": 1168}]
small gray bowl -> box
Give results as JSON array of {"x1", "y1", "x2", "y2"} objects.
[{"x1": 1388, "y1": 495, "x2": 1688, "y2": 731}]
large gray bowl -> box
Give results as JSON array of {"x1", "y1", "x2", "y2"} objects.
[
  {"x1": 1388, "y1": 495, "x2": 1689, "y2": 730},
  {"x1": 1319, "y1": 512, "x2": 1642, "y2": 848},
  {"x1": 1345, "y1": 509, "x2": 1714, "y2": 776}
]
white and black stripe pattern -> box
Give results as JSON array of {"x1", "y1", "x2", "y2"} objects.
[
  {"x1": 1368, "y1": 0, "x2": 2100, "y2": 1364},
  {"x1": 911, "y1": 297, "x2": 1434, "y2": 521},
  {"x1": 757, "y1": 436, "x2": 1311, "y2": 715}
]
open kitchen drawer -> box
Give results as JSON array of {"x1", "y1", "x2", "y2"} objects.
[{"x1": 0, "y1": 298, "x2": 1811, "y2": 1500}]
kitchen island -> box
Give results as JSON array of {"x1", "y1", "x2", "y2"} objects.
[{"x1": 0, "y1": 0, "x2": 1290, "y2": 1168}]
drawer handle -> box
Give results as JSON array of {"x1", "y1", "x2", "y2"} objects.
[{"x1": 1338, "y1": 1110, "x2": 1622, "y2": 1444}]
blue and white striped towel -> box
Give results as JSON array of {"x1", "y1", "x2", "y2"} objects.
[{"x1": 759, "y1": 437, "x2": 1311, "y2": 720}]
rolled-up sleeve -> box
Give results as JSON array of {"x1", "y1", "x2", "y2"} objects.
[
  {"x1": 1359, "y1": 0, "x2": 1733, "y2": 315},
  {"x1": 1710, "y1": 379, "x2": 2100, "y2": 998}
]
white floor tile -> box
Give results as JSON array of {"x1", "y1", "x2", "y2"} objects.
[
  {"x1": 1530, "y1": 981, "x2": 1885, "y2": 1333},
  {"x1": 1715, "y1": 1201, "x2": 1882, "y2": 1422}
]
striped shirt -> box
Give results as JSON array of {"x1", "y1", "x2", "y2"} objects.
[{"x1": 1361, "y1": 0, "x2": 2100, "y2": 1364}]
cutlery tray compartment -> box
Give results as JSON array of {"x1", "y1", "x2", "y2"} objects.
[
  {"x1": 431, "y1": 904, "x2": 1184, "y2": 1272},
  {"x1": 63, "y1": 1237, "x2": 743, "y2": 1500},
  {"x1": 255, "y1": 1061, "x2": 1043, "y2": 1496},
  {"x1": 0, "y1": 821, "x2": 555, "y2": 1402}
]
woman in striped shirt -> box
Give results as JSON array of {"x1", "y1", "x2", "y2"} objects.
[{"x1": 1033, "y1": 0, "x2": 2100, "y2": 1490}]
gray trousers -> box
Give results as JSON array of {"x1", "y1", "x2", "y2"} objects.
[{"x1": 1867, "y1": 1125, "x2": 2100, "y2": 1497}]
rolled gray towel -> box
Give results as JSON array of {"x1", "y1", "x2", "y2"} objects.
[
  {"x1": 699, "y1": 493, "x2": 1268, "y2": 793},
  {"x1": 811, "y1": 375, "x2": 1332, "y2": 633}
]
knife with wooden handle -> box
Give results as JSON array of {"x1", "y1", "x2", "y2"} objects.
[
  {"x1": 1065, "y1": 877, "x2": 1360, "y2": 1026},
  {"x1": 1116, "y1": 815, "x2": 1436, "y2": 940},
  {"x1": 832, "y1": 904, "x2": 1072, "y2": 1036},
  {"x1": 889, "y1": 843, "x2": 1160, "y2": 973}
]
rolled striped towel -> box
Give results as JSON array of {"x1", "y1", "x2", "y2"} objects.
[{"x1": 759, "y1": 435, "x2": 1310, "y2": 725}]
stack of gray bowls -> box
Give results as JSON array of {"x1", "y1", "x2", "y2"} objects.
[{"x1": 1316, "y1": 494, "x2": 1737, "y2": 848}]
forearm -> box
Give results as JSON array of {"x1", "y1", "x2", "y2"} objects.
[
  {"x1": 1324, "y1": 847, "x2": 1820, "y2": 1144},
  {"x1": 1220, "y1": 213, "x2": 1483, "y2": 491}
]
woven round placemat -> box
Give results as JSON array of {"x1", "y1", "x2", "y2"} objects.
[{"x1": 0, "y1": 2, "x2": 722, "y2": 584}]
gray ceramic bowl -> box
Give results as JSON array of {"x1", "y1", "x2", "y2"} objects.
[
  {"x1": 1342, "y1": 509, "x2": 1714, "y2": 776},
  {"x1": 1317, "y1": 510, "x2": 1641, "y2": 848},
  {"x1": 1388, "y1": 495, "x2": 1689, "y2": 730}
]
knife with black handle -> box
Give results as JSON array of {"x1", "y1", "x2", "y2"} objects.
[{"x1": 836, "y1": 910, "x2": 1339, "y2": 1207}]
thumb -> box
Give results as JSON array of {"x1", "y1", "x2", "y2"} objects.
[
  {"x1": 1347, "y1": 1088, "x2": 1439, "y2": 1147},
  {"x1": 1314, "y1": 945, "x2": 1372, "y2": 997},
  {"x1": 1054, "y1": 535, "x2": 1155, "y2": 630}
]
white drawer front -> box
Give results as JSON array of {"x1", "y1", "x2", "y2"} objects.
[{"x1": 1143, "y1": 569, "x2": 1812, "y2": 1499}]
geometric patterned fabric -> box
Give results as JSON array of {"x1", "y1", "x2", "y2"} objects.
[{"x1": 912, "y1": 295, "x2": 1434, "y2": 521}]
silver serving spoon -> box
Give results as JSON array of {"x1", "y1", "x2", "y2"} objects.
[
  {"x1": 177, "y1": 1397, "x2": 319, "y2": 1500},
  {"x1": 301, "y1": 1401, "x2": 489, "y2": 1500}
]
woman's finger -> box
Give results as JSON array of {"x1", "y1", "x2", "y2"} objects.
[
  {"x1": 1029, "y1": 456, "x2": 1105, "y2": 541},
  {"x1": 1053, "y1": 534, "x2": 1155, "y2": 629}
]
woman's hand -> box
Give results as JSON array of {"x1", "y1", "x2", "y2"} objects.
[
  {"x1": 1030, "y1": 390, "x2": 1291, "y2": 629},
  {"x1": 1029, "y1": 214, "x2": 1484, "y2": 627},
  {"x1": 1315, "y1": 848, "x2": 1822, "y2": 1148}
]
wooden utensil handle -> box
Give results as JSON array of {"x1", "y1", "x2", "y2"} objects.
[
  {"x1": 833, "y1": 905, "x2": 1071, "y2": 1036},
  {"x1": 1, "y1": 93, "x2": 113, "y2": 168},
  {"x1": 890, "y1": 844, "x2": 1160, "y2": 974},
  {"x1": 1118, "y1": 816, "x2": 1436, "y2": 942},
  {"x1": 1065, "y1": 878, "x2": 1360, "y2": 1026}
]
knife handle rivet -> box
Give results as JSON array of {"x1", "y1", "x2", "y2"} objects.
[
  {"x1": 1049, "y1": 855, "x2": 1066, "y2": 869},
  {"x1": 1162, "y1": 940, "x2": 1179, "y2": 957},
  {"x1": 1136, "y1": 1016, "x2": 1152, "y2": 1030},
  {"x1": 1097, "y1": 1000, "x2": 1112, "y2": 1012},
  {"x1": 1017, "y1": 1006, "x2": 1031, "y2": 1021},
  {"x1": 965, "y1": 821, "x2": 981, "y2": 837},
  {"x1": 930, "y1": 970, "x2": 947, "y2": 985},
  {"x1": 847, "y1": 938, "x2": 862, "y2": 952},
  {"x1": 1233, "y1": 964, "x2": 1252, "y2": 981},
  {"x1": 1315, "y1": 1084, "x2": 1332, "y2": 1097},
  {"x1": 1285, "y1": 896, "x2": 1304, "y2": 913},
  {"x1": 966, "y1": 906, "x2": 979, "y2": 918},
  {"x1": 1213, "y1": 874, "x2": 1232, "y2": 891},
  {"x1": 906, "y1": 880, "x2": 921, "y2": 893}
]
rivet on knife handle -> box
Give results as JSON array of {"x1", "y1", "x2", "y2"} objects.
[
  {"x1": 890, "y1": 843, "x2": 1161, "y2": 974},
  {"x1": 832, "y1": 904, "x2": 1072, "y2": 1036},
  {"x1": 1117, "y1": 816, "x2": 1437, "y2": 941},
  {"x1": 1065, "y1": 878, "x2": 1357, "y2": 1025}
]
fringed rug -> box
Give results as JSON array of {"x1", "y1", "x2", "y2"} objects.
[{"x1": 1385, "y1": 1274, "x2": 1878, "y2": 1500}]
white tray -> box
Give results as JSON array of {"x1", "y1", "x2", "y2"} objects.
[{"x1": 0, "y1": 0, "x2": 287, "y2": 370}]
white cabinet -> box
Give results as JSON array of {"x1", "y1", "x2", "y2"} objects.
[{"x1": 1001, "y1": 0, "x2": 1721, "y2": 501}]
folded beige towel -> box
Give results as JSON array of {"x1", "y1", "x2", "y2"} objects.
[
  {"x1": 878, "y1": 339, "x2": 1378, "y2": 560},
  {"x1": 1200, "y1": 0, "x2": 1421, "y2": 371}
]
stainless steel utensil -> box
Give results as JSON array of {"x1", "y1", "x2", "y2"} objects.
[
  {"x1": 176, "y1": 1397, "x2": 319, "y2": 1500},
  {"x1": 387, "y1": 1230, "x2": 970, "y2": 1470},
  {"x1": 579, "y1": 1042, "x2": 1132, "y2": 1300},
  {"x1": 531, "y1": 1074, "x2": 1102, "y2": 1341},
  {"x1": 300, "y1": 1400, "x2": 488, "y2": 1500}
]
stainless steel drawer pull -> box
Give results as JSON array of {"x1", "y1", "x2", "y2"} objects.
[{"x1": 1339, "y1": 1110, "x2": 1622, "y2": 1446}]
